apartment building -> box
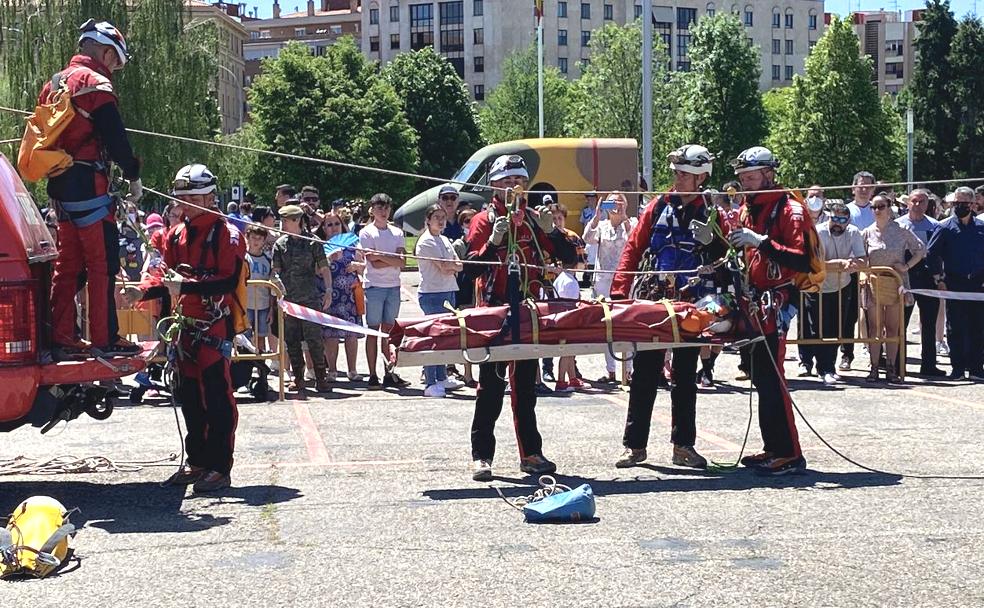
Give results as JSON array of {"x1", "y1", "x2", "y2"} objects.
[
  {"x1": 362, "y1": 0, "x2": 825, "y2": 101},
  {"x1": 186, "y1": 1, "x2": 249, "y2": 133},
  {"x1": 852, "y1": 10, "x2": 920, "y2": 96},
  {"x1": 244, "y1": 0, "x2": 362, "y2": 85}
]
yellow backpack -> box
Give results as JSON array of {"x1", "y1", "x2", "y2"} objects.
[
  {"x1": 0, "y1": 496, "x2": 77, "y2": 579},
  {"x1": 17, "y1": 71, "x2": 83, "y2": 182}
]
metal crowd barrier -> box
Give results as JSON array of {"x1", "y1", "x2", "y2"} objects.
[{"x1": 85, "y1": 279, "x2": 287, "y2": 401}]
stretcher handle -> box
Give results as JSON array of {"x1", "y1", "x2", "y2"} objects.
[
  {"x1": 461, "y1": 346, "x2": 492, "y2": 364},
  {"x1": 608, "y1": 341, "x2": 637, "y2": 362}
]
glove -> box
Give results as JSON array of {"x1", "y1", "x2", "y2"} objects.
[
  {"x1": 533, "y1": 206, "x2": 555, "y2": 234},
  {"x1": 727, "y1": 227, "x2": 766, "y2": 249},
  {"x1": 490, "y1": 216, "x2": 509, "y2": 245},
  {"x1": 163, "y1": 273, "x2": 184, "y2": 298},
  {"x1": 451, "y1": 238, "x2": 467, "y2": 259},
  {"x1": 125, "y1": 178, "x2": 143, "y2": 205}
]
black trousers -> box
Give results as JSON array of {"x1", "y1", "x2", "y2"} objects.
[
  {"x1": 808, "y1": 287, "x2": 855, "y2": 375},
  {"x1": 799, "y1": 293, "x2": 820, "y2": 368},
  {"x1": 839, "y1": 273, "x2": 860, "y2": 361},
  {"x1": 945, "y1": 296, "x2": 984, "y2": 374},
  {"x1": 622, "y1": 347, "x2": 699, "y2": 449},
  {"x1": 902, "y1": 294, "x2": 941, "y2": 371},
  {"x1": 750, "y1": 332, "x2": 801, "y2": 458},
  {"x1": 471, "y1": 360, "x2": 543, "y2": 461},
  {"x1": 177, "y1": 358, "x2": 238, "y2": 475}
]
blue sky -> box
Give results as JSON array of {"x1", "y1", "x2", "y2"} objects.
[{"x1": 249, "y1": 0, "x2": 978, "y2": 20}]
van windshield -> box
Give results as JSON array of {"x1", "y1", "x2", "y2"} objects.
[{"x1": 451, "y1": 159, "x2": 483, "y2": 187}]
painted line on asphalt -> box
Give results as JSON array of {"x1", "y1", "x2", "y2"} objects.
[
  {"x1": 907, "y1": 388, "x2": 984, "y2": 410},
  {"x1": 292, "y1": 402, "x2": 332, "y2": 464},
  {"x1": 596, "y1": 392, "x2": 742, "y2": 451},
  {"x1": 238, "y1": 459, "x2": 424, "y2": 470}
]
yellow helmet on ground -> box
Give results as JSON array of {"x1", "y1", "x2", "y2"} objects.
[{"x1": 0, "y1": 496, "x2": 77, "y2": 579}]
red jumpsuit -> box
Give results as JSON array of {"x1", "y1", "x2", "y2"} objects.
[
  {"x1": 143, "y1": 214, "x2": 246, "y2": 475},
  {"x1": 42, "y1": 55, "x2": 140, "y2": 348}
]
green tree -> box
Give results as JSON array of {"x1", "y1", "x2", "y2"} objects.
[
  {"x1": 247, "y1": 38, "x2": 419, "y2": 203},
  {"x1": 948, "y1": 16, "x2": 984, "y2": 179},
  {"x1": 682, "y1": 13, "x2": 767, "y2": 178},
  {"x1": 0, "y1": 0, "x2": 220, "y2": 203},
  {"x1": 909, "y1": 0, "x2": 959, "y2": 182},
  {"x1": 382, "y1": 47, "x2": 480, "y2": 188},
  {"x1": 568, "y1": 20, "x2": 683, "y2": 186},
  {"x1": 767, "y1": 16, "x2": 903, "y2": 191},
  {"x1": 478, "y1": 43, "x2": 572, "y2": 143},
  {"x1": 762, "y1": 86, "x2": 793, "y2": 135}
]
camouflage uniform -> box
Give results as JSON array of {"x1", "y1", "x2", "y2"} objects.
[{"x1": 272, "y1": 233, "x2": 330, "y2": 389}]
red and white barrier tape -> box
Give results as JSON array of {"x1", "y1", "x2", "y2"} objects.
[{"x1": 279, "y1": 300, "x2": 390, "y2": 338}]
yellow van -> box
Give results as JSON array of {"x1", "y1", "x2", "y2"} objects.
[{"x1": 394, "y1": 138, "x2": 640, "y2": 235}]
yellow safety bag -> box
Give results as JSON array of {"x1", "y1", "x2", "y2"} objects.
[
  {"x1": 0, "y1": 496, "x2": 77, "y2": 579},
  {"x1": 17, "y1": 73, "x2": 80, "y2": 182}
]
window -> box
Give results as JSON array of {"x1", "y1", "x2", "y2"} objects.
[
  {"x1": 440, "y1": 29, "x2": 464, "y2": 52},
  {"x1": 390, "y1": 5, "x2": 400, "y2": 21},
  {"x1": 677, "y1": 7, "x2": 697, "y2": 29},
  {"x1": 250, "y1": 31, "x2": 259, "y2": 40},
  {"x1": 411, "y1": 30, "x2": 434, "y2": 49},
  {"x1": 706, "y1": 2, "x2": 715, "y2": 16},
  {"x1": 474, "y1": 56, "x2": 484, "y2": 72},
  {"x1": 772, "y1": 64, "x2": 780, "y2": 80},
  {"x1": 772, "y1": 39, "x2": 780, "y2": 54},
  {"x1": 294, "y1": 27, "x2": 306, "y2": 37},
  {"x1": 559, "y1": 1, "x2": 568, "y2": 18},
  {"x1": 449, "y1": 57, "x2": 464, "y2": 77},
  {"x1": 785, "y1": 11, "x2": 793, "y2": 28},
  {"x1": 581, "y1": 3, "x2": 591, "y2": 19},
  {"x1": 772, "y1": 11, "x2": 780, "y2": 28},
  {"x1": 809, "y1": 12, "x2": 818, "y2": 30},
  {"x1": 440, "y1": 1, "x2": 463, "y2": 26},
  {"x1": 785, "y1": 39, "x2": 793, "y2": 54},
  {"x1": 473, "y1": 0, "x2": 483, "y2": 16},
  {"x1": 315, "y1": 45, "x2": 326, "y2": 56},
  {"x1": 390, "y1": 33, "x2": 400, "y2": 49},
  {"x1": 635, "y1": 4, "x2": 642, "y2": 19},
  {"x1": 580, "y1": 58, "x2": 590, "y2": 70},
  {"x1": 886, "y1": 62, "x2": 904, "y2": 78},
  {"x1": 784, "y1": 65, "x2": 793, "y2": 80},
  {"x1": 604, "y1": 4, "x2": 613, "y2": 20},
  {"x1": 676, "y1": 60, "x2": 691, "y2": 71},
  {"x1": 558, "y1": 29, "x2": 568, "y2": 46},
  {"x1": 474, "y1": 84, "x2": 484, "y2": 101},
  {"x1": 559, "y1": 57, "x2": 568, "y2": 73},
  {"x1": 370, "y1": 8, "x2": 379, "y2": 24},
  {"x1": 809, "y1": 39, "x2": 817, "y2": 50},
  {"x1": 747, "y1": 37, "x2": 754, "y2": 46},
  {"x1": 885, "y1": 39, "x2": 903, "y2": 56},
  {"x1": 677, "y1": 32, "x2": 691, "y2": 59},
  {"x1": 330, "y1": 24, "x2": 342, "y2": 34},
  {"x1": 655, "y1": 21, "x2": 672, "y2": 53},
  {"x1": 744, "y1": 7, "x2": 753, "y2": 26},
  {"x1": 370, "y1": 35, "x2": 379, "y2": 51},
  {"x1": 411, "y1": 3, "x2": 435, "y2": 49},
  {"x1": 581, "y1": 30, "x2": 591, "y2": 47},
  {"x1": 474, "y1": 27, "x2": 484, "y2": 44}
]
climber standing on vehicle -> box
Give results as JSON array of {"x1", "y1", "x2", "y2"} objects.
[{"x1": 40, "y1": 19, "x2": 143, "y2": 360}]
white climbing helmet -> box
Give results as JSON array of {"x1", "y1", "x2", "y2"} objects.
[
  {"x1": 731, "y1": 146, "x2": 780, "y2": 174},
  {"x1": 78, "y1": 19, "x2": 130, "y2": 67},
  {"x1": 668, "y1": 144, "x2": 715, "y2": 176},
  {"x1": 172, "y1": 164, "x2": 218, "y2": 195}
]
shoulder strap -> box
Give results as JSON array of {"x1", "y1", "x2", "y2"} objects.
[
  {"x1": 38, "y1": 523, "x2": 75, "y2": 556},
  {"x1": 201, "y1": 220, "x2": 224, "y2": 269}
]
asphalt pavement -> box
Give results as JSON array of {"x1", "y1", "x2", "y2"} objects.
[{"x1": 2, "y1": 272, "x2": 983, "y2": 607}]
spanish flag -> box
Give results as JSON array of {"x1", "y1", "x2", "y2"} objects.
[{"x1": 534, "y1": 0, "x2": 543, "y2": 24}]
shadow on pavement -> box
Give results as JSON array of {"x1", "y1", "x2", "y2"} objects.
[
  {"x1": 0, "y1": 481, "x2": 302, "y2": 534},
  {"x1": 421, "y1": 468, "x2": 902, "y2": 502}
]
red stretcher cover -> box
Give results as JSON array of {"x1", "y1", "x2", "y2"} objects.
[{"x1": 389, "y1": 299, "x2": 706, "y2": 367}]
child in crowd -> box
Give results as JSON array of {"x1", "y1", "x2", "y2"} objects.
[
  {"x1": 245, "y1": 225, "x2": 273, "y2": 353},
  {"x1": 552, "y1": 260, "x2": 583, "y2": 393}
]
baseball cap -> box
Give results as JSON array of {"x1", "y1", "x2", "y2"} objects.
[{"x1": 439, "y1": 184, "x2": 459, "y2": 197}]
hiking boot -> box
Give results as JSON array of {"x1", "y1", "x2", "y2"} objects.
[
  {"x1": 91, "y1": 337, "x2": 142, "y2": 358},
  {"x1": 615, "y1": 447, "x2": 647, "y2": 468},
  {"x1": 740, "y1": 451, "x2": 773, "y2": 468},
  {"x1": 519, "y1": 454, "x2": 557, "y2": 475},
  {"x1": 672, "y1": 445, "x2": 708, "y2": 469},
  {"x1": 753, "y1": 455, "x2": 807, "y2": 476},
  {"x1": 472, "y1": 459, "x2": 493, "y2": 481},
  {"x1": 52, "y1": 339, "x2": 91, "y2": 361},
  {"x1": 193, "y1": 471, "x2": 232, "y2": 493},
  {"x1": 947, "y1": 369, "x2": 966, "y2": 380},
  {"x1": 163, "y1": 465, "x2": 205, "y2": 486}
]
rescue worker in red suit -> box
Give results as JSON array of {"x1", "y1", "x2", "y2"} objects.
[
  {"x1": 609, "y1": 145, "x2": 728, "y2": 471},
  {"x1": 726, "y1": 146, "x2": 809, "y2": 475},
  {"x1": 43, "y1": 20, "x2": 143, "y2": 360},
  {"x1": 128, "y1": 164, "x2": 245, "y2": 493},
  {"x1": 466, "y1": 155, "x2": 576, "y2": 482}
]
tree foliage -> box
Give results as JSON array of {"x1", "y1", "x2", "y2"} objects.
[
  {"x1": 0, "y1": 0, "x2": 220, "y2": 203},
  {"x1": 568, "y1": 20, "x2": 683, "y2": 186},
  {"x1": 681, "y1": 13, "x2": 767, "y2": 178},
  {"x1": 246, "y1": 38, "x2": 419, "y2": 203},
  {"x1": 478, "y1": 43, "x2": 572, "y2": 143},
  {"x1": 767, "y1": 16, "x2": 903, "y2": 190},
  {"x1": 382, "y1": 47, "x2": 480, "y2": 187},
  {"x1": 947, "y1": 16, "x2": 984, "y2": 179}
]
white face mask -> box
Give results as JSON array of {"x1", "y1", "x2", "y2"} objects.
[{"x1": 807, "y1": 197, "x2": 824, "y2": 213}]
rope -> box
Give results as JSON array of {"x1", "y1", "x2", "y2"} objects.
[
  {"x1": 3, "y1": 103, "x2": 984, "y2": 196},
  {"x1": 0, "y1": 454, "x2": 178, "y2": 476},
  {"x1": 494, "y1": 475, "x2": 572, "y2": 512}
]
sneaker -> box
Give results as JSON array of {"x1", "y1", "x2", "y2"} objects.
[
  {"x1": 969, "y1": 371, "x2": 984, "y2": 382},
  {"x1": 534, "y1": 381, "x2": 553, "y2": 396},
  {"x1": 367, "y1": 375, "x2": 381, "y2": 389},
  {"x1": 52, "y1": 339, "x2": 91, "y2": 361},
  {"x1": 314, "y1": 380, "x2": 333, "y2": 394},
  {"x1": 822, "y1": 372, "x2": 840, "y2": 386},
  {"x1": 163, "y1": 465, "x2": 205, "y2": 486},
  {"x1": 542, "y1": 370, "x2": 556, "y2": 382},
  {"x1": 326, "y1": 371, "x2": 337, "y2": 382},
  {"x1": 347, "y1": 372, "x2": 362, "y2": 382},
  {"x1": 441, "y1": 377, "x2": 465, "y2": 390},
  {"x1": 91, "y1": 338, "x2": 142, "y2": 358},
  {"x1": 797, "y1": 362, "x2": 813, "y2": 377},
  {"x1": 595, "y1": 373, "x2": 617, "y2": 384},
  {"x1": 383, "y1": 372, "x2": 410, "y2": 388},
  {"x1": 672, "y1": 445, "x2": 708, "y2": 469},
  {"x1": 740, "y1": 451, "x2": 773, "y2": 468},
  {"x1": 569, "y1": 378, "x2": 587, "y2": 390},
  {"x1": 472, "y1": 459, "x2": 493, "y2": 481},
  {"x1": 700, "y1": 372, "x2": 713, "y2": 388},
  {"x1": 519, "y1": 454, "x2": 557, "y2": 475},
  {"x1": 918, "y1": 367, "x2": 947, "y2": 378},
  {"x1": 423, "y1": 383, "x2": 446, "y2": 397},
  {"x1": 947, "y1": 369, "x2": 966, "y2": 380},
  {"x1": 193, "y1": 471, "x2": 232, "y2": 493},
  {"x1": 554, "y1": 381, "x2": 575, "y2": 393},
  {"x1": 937, "y1": 341, "x2": 950, "y2": 356},
  {"x1": 753, "y1": 455, "x2": 807, "y2": 476},
  {"x1": 615, "y1": 447, "x2": 647, "y2": 468},
  {"x1": 838, "y1": 355, "x2": 852, "y2": 372}
]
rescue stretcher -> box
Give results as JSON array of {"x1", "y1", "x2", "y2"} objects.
[{"x1": 389, "y1": 298, "x2": 734, "y2": 368}]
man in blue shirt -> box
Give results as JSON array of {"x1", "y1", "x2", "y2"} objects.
[
  {"x1": 840, "y1": 170, "x2": 876, "y2": 371},
  {"x1": 927, "y1": 186, "x2": 984, "y2": 381},
  {"x1": 896, "y1": 189, "x2": 944, "y2": 377}
]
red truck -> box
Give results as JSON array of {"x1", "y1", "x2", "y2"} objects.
[{"x1": 0, "y1": 153, "x2": 147, "y2": 433}]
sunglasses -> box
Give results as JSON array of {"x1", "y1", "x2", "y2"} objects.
[
  {"x1": 830, "y1": 215, "x2": 850, "y2": 224},
  {"x1": 324, "y1": 221, "x2": 341, "y2": 227}
]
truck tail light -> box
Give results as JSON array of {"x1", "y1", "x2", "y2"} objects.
[{"x1": 0, "y1": 282, "x2": 37, "y2": 366}]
